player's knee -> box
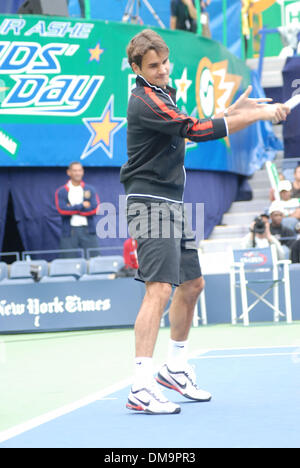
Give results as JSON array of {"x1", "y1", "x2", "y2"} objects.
[
  {"x1": 146, "y1": 281, "x2": 172, "y2": 304},
  {"x1": 189, "y1": 277, "x2": 205, "y2": 297}
]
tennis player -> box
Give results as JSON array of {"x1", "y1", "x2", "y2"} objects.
[{"x1": 120, "y1": 29, "x2": 289, "y2": 414}]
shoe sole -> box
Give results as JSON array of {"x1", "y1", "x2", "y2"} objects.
[
  {"x1": 156, "y1": 375, "x2": 212, "y2": 402},
  {"x1": 126, "y1": 399, "x2": 181, "y2": 415}
]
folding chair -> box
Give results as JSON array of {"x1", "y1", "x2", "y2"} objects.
[{"x1": 230, "y1": 245, "x2": 292, "y2": 326}]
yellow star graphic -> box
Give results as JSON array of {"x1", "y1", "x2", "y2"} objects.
[
  {"x1": 89, "y1": 110, "x2": 119, "y2": 147},
  {"x1": 81, "y1": 95, "x2": 126, "y2": 160},
  {"x1": 88, "y1": 43, "x2": 104, "y2": 62}
]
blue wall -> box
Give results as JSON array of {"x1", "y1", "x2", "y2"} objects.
[{"x1": 0, "y1": 267, "x2": 299, "y2": 334}]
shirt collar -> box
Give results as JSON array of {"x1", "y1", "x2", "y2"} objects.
[{"x1": 136, "y1": 75, "x2": 177, "y2": 104}]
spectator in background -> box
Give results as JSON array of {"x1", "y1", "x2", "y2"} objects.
[
  {"x1": 241, "y1": 215, "x2": 285, "y2": 260},
  {"x1": 291, "y1": 165, "x2": 300, "y2": 198},
  {"x1": 291, "y1": 222, "x2": 300, "y2": 263},
  {"x1": 55, "y1": 162, "x2": 100, "y2": 257},
  {"x1": 123, "y1": 237, "x2": 139, "y2": 270},
  {"x1": 117, "y1": 238, "x2": 139, "y2": 277},
  {"x1": 277, "y1": 179, "x2": 300, "y2": 231},
  {"x1": 170, "y1": 0, "x2": 211, "y2": 36},
  {"x1": 268, "y1": 201, "x2": 297, "y2": 259}
]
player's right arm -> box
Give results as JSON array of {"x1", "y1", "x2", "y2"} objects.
[{"x1": 220, "y1": 85, "x2": 290, "y2": 133}]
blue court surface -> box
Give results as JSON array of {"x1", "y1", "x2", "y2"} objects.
[{"x1": 1, "y1": 345, "x2": 299, "y2": 448}]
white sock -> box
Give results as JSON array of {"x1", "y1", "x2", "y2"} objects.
[
  {"x1": 167, "y1": 339, "x2": 188, "y2": 371},
  {"x1": 132, "y1": 357, "x2": 154, "y2": 390}
]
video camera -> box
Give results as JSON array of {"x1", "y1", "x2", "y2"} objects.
[{"x1": 251, "y1": 216, "x2": 266, "y2": 235}]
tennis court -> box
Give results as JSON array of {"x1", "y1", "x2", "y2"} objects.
[
  {"x1": 0, "y1": 323, "x2": 300, "y2": 448},
  {"x1": 0, "y1": 322, "x2": 300, "y2": 448}
]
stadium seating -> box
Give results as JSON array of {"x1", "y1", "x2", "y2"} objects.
[
  {"x1": 0, "y1": 262, "x2": 8, "y2": 282},
  {"x1": 40, "y1": 258, "x2": 87, "y2": 282},
  {"x1": 0, "y1": 260, "x2": 48, "y2": 285},
  {"x1": 80, "y1": 255, "x2": 124, "y2": 281}
]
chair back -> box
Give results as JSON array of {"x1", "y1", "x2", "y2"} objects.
[
  {"x1": 49, "y1": 258, "x2": 87, "y2": 278},
  {"x1": 232, "y1": 247, "x2": 276, "y2": 273},
  {"x1": 10, "y1": 260, "x2": 48, "y2": 279},
  {"x1": 89, "y1": 256, "x2": 124, "y2": 274}
]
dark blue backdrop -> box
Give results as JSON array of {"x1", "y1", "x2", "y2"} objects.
[
  {"x1": 282, "y1": 56, "x2": 300, "y2": 159},
  {"x1": 0, "y1": 168, "x2": 239, "y2": 252}
]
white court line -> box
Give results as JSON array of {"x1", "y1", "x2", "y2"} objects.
[
  {"x1": 195, "y1": 352, "x2": 295, "y2": 359},
  {"x1": 0, "y1": 345, "x2": 296, "y2": 444},
  {"x1": 0, "y1": 348, "x2": 210, "y2": 445},
  {"x1": 0, "y1": 377, "x2": 133, "y2": 444}
]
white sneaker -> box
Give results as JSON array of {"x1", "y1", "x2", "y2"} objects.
[
  {"x1": 156, "y1": 364, "x2": 212, "y2": 402},
  {"x1": 126, "y1": 379, "x2": 181, "y2": 414}
]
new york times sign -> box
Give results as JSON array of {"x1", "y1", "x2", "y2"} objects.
[{"x1": 0, "y1": 278, "x2": 144, "y2": 333}]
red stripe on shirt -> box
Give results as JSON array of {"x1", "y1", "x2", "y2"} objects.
[
  {"x1": 190, "y1": 120, "x2": 213, "y2": 132},
  {"x1": 144, "y1": 87, "x2": 187, "y2": 121},
  {"x1": 55, "y1": 188, "x2": 79, "y2": 216}
]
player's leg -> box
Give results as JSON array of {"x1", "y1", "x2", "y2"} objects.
[
  {"x1": 134, "y1": 281, "x2": 172, "y2": 358},
  {"x1": 127, "y1": 281, "x2": 181, "y2": 414},
  {"x1": 156, "y1": 206, "x2": 211, "y2": 402},
  {"x1": 168, "y1": 276, "x2": 205, "y2": 342},
  {"x1": 126, "y1": 199, "x2": 182, "y2": 414}
]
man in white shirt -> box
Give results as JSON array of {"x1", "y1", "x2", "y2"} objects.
[{"x1": 55, "y1": 162, "x2": 100, "y2": 257}]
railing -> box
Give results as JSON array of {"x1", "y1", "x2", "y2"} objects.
[
  {"x1": 0, "y1": 252, "x2": 20, "y2": 262},
  {"x1": 20, "y1": 247, "x2": 123, "y2": 261},
  {"x1": 21, "y1": 249, "x2": 85, "y2": 261}
]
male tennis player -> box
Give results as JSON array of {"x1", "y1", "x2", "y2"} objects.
[{"x1": 120, "y1": 29, "x2": 289, "y2": 414}]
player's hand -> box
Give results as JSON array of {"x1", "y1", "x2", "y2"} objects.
[
  {"x1": 230, "y1": 85, "x2": 272, "y2": 113},
  {"x1": 263, "y1": 103, "x2": 290, "y2": 124},
  {"x1": 83, "y1": 201, "x2": 91, "y2": 208},
  {"x1": 229, "y1": 85, "x2": 290, "y2": 123}
]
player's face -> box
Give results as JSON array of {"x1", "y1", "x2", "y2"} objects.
[
  {"x1": 67, "y1": 164, "x2": 84, "y2": 184},
  {"x1": 132, "y1": 49, "x2": 170, "y2": 89}
]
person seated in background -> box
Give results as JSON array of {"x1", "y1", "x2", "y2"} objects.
[
  {"x1": 241, "y1": 215, "x2": 285, "y2": 260},
  {"x1": 268, "y1": 201, "x2": 297, "y2": 259},
  {"x1": 291, "y1": 165, "x2": 300, "y2": 198},
  {"x1": 117, "y1": 238, "x2": 139, "y2": 277},
  {"x1": 291, "y1": 222, "x2": 300, "y2": 263},
  {"x1": 124, "y1": 237, "x2": 138, "y2": 270},
  {"x1": 277, "y1": 180, "x2": 300, "y2": 231}
]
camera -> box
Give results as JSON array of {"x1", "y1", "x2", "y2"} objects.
[
  {"x1": 252, "y1": 216, "x2": 266, "y2": 234},
  {"x1": 30, "y1": 264, "x2": 41, "y2": 283}
]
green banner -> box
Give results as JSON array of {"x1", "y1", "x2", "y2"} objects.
[{"x1": 0, "y1": 14, "x2": 278, "y2": 174}]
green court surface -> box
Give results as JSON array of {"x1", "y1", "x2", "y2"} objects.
[{"x1": 1, "y1": 322, "x2": 300, "y2": 434}]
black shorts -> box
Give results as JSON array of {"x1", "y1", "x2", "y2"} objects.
[{"x1": 127, "y1": 197, "x2": 202, "y2": 286}]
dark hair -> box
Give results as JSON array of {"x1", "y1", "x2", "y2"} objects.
[
  {"x1": 127, "y1": 29, "x2": 169, "y2": 68},
  {"x1": 68, "y1": 161, "x2": 83, "y2": 170},
  {"x1": 250, "y1": 216, "x2": 266, "y2": 247}
]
